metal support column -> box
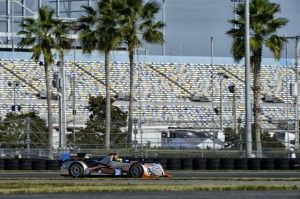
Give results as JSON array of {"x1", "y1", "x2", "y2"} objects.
[{"x1": 295, "y1": 36, "x2": 299, "y2": 149}]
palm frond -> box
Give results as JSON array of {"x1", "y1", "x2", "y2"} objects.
[{"x1": 265, "y1": 35, "x2": 286, "y2": 60}]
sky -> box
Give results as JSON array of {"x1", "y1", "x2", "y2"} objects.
[
  {"x1": 0, "y1": 0, "x2": 299, "y2": 58},
  {"x1": 148, "y1": 0, "x2": 300, "y2": 58}
]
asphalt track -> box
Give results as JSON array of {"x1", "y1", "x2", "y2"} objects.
[
  {"x1": 0, "y1": 171, "x2": 299, "y2": 199},
  {"x1": 1, "y1": 190, "x2": 300, "y2": 199},
  {"x1": 1, "y1": 170, "x2": 300, "y2": 179}
]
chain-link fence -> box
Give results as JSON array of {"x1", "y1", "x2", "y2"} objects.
[{"x1": 0, "y1": 116, "x2": 298, "y2": 159}]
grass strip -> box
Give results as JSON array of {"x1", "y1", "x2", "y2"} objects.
[
  {"x1": 0, "y1": 182, "x2": 298, "y2": 194},
  {"x1": 1, "y1": 177, "x2": 300, "y2": 181}
]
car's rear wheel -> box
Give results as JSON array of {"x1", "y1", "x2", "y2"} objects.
[
  {"x1": 69, "y1": 162, "x2": 84, "y2": 177},
  {"x1": 129, "y1": 163, "x2": 144, "y2": 178}
]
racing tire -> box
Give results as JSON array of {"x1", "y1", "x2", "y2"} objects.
[
  {"x1": 69, "y1": 162, "x2": 84, "y2": 177},
  {"x1": 274, "y1": 158, "x2": 289, "y2": 170},
  {"x1": 260, "y1": 158, "x2": 274, "y2": 170},
  {"x1": 19, "y1": 159, "x2": 32, "y2": 170},
  {"x1": 220, "y1": 158, "x2": 234, "y2": 170},
  {"x1": 193, "y1": 158, "x2": 206, "y2": 170},
  {"x1": 181, "y1": 158, "x2": 193, "y2": 170},
  {"x1": 234, "y1": 158, "x2": 247, "y2": 170},
  {"x1": 206, "y1": 158, "x2": 220, "y2": 170},
  {"x1": 129, "y1": 163, "x2": 144, "y2": 178},
  {"x1": 31, "y1": 159, "x2": 46, "y2": 170},
  {"x1": 46, "y1": 160, "x2": 60, "y2": 170},
  {"x1": 289, "y1": 158, "x2": 300, "y2": 170},
  {"x1": 4, "y1": 159, "x2": 19, "y2": 170},
  {"x1": 247, "y1": 158, "x2": 261, "y2": 170},
  {"x1": 0, "y1": 159, "x2": 5, "y2": 170}
]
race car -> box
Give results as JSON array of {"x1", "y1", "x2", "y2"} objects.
[{"x1": 60, "y1": 153, "x2": 170, "y2": 178}]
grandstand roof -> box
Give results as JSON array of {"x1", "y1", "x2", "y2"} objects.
[{"x1": 0, "y1": 51, "x2": 294, "y2": 66}]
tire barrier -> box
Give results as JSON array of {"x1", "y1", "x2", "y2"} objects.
[
  {"x1": 19, "y1": 159, "x2": 32, "y2": 170},
  {"x1": 166, "y1": 158, "x2": 181, "y2": 170},
  {"x1": 206, "y1": 158, "x2": 220, "y2": 170},
  {"x1": 260, "y1": 158, "x2": 274, "y2": 170},
  {"x1": 192, "y1": 158, "x2": 206, "y2": 170},
  {"x1": 0, "y1": 159, "x2": 5, "y2": 170},
  {"x1": 234, "y1": 158, "x2": 248, "y2": 170},
  {"x1": 274, "y1": 158, "x2": 289, "y2": 170},
  {"x1": 181, "y1": 158, "x2": 193, "y2": 170},
  {"x1": 289, "y1": 158, "x2": 300, "y2": 170},
  {"x1": 0, "y1": 158, "x2": 299, "y2": 171},
  {"x1": 220, "y1": 158, "x2": 234, "y2": 170},
  {"x1": 247, "y1": 158, "x2": 261, "y2": 170},
  {"x1": 4, "y1": 159, "x2": 19, "y2": 170},
  {"x1": 31, "y1": 159, "x2": 46, "y2": 170},
  {"x1": 46, "y1": 160, "x2": 60, "y2": 170}
]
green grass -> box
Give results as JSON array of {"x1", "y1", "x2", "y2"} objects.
[{"x1": 0, "y1": 182, "x2": 298, "y2": 194}]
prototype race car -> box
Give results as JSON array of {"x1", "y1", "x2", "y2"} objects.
[{"x1": 60, "y1": 153, "x2": 170, "y2": 178}]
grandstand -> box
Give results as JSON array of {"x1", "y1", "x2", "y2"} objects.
[{"x1": 0, "y1": 51, "x2": 296, "y2": 147}]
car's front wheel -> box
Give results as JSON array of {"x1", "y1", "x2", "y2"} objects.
[
  {"x1": 129, "y1": 163, "x2": 144, "y2": 178},
  {"x1": 69, "y1": 162, "x2": 84, "y2": 177}
]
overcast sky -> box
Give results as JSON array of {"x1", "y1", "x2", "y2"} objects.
[{"x1": 148, "y1": 0, "x2": 300, "y2": 58}]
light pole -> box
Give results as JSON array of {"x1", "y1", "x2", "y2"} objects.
[
  {"x1": 210, "y1": 36, "x2": 216, "y2": 152},
  {"x1": 71, "y1": 22, "x2": 80, "y2": 146},
  {"x1": 58, "y1": 59, "x2": 67, "y2": 150},
  {"x1": 136, "y1": 46, "x2": 144, "y2": 153},
  {"x1": 228, "y1": 85, "x2": 237, "y2": 134},
  {"x1": 295, "y1": 36, "x2": 299, "y2": 149},
  {"x1": 217, "y1": 72, "x2": 228, "y2": 134},
  {"x1": 231, "y1": 0, "x2": 243, "y2": 29},
  {"x1": 8, "y1": 80, "x2": 20, "y2": 112},
  {"x1": 285, "y1": 35, "x2": 300, "y2": 149},
  {"x1": 133, "y1": 118, "x2": 138, "y2": 151}
]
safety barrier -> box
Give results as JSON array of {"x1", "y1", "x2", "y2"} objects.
[{"x1": 0, "y1": 158, "x2": 299, "y2": 170}]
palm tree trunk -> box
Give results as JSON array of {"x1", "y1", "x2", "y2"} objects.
[
  {"x1": 252, "y1": 49, "x2": 263, "y2": 158},
  {"x1": 105, "y1": 51, "x2": 111, "y2": 150},
  {"x1": 45, "y1": 62, "x2": 53, "y2": 159},
  {"x1": 128, "y1": 49, "x2": 134, "y2": 145}
]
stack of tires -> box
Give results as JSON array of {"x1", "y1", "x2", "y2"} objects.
[
  {"x1": 220, "y1": 158, "x2": 234, "y2": 170},
  {"x1": 181, "y1": 158, "x2": 193, "y2": 170},
  {"x1": 4, "y1": 159, "x2": 19, "y2": 170},
  {"x1": 192, "y1": 158, "x2": 206, "y2": 170},
  {"x1": 0, "y1": 159, "x2": 5, "y2": 170},
  {"x1": 46, "y1": 160, "x2": 60, "y2": 170},
  {"x1": 247, "y1": 158, "x2": 261, "y2": 170},
  {"x1": 32, "y1": 159, "x2": 46, "y2": 170},
  {"x1": 289, "y1": 158, "x2": 300, "y2": 170},
  {"x1": 234, "y1": 159, "x2": 247, "y2": 170},
  {"x1": 166, "y1": 158, "x2": 181, "y2": 170},
  {"x1": 206, "y1": 158, "x2": 220, "y2": 170},
  {"x1": 19, "y1": 159, "x2": 32, "y2": 170},
  {"x1": 260, "y1": 158, "x2": 274, "y2": 170},
  {"x1": 274, "y1": 158, "x2": 289, "y2": 170},
  {"x1": 0, "y1": 157, "x2": 299, "y2": 171}
]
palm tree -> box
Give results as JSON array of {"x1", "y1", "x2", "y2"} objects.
[
  {"x1": 53, "y1": 21, "x2": 73, "y2": 148},
  {"x1": 117, "y1": 0, "x2": 165, "y2": 144},
  {"x1": 79, "y1": 0, "x2": 123, "y2": 149},
  {"x1": 226, "y1": 0, "x2": 288, "y2": 157},
  {"x1": 18, "y1": 6, "x2": 63, "y2": 157}
]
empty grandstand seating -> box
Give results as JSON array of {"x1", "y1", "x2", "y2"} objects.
[{"x1": 0, "y1": 58, "x2": 296, "y2": 130}]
